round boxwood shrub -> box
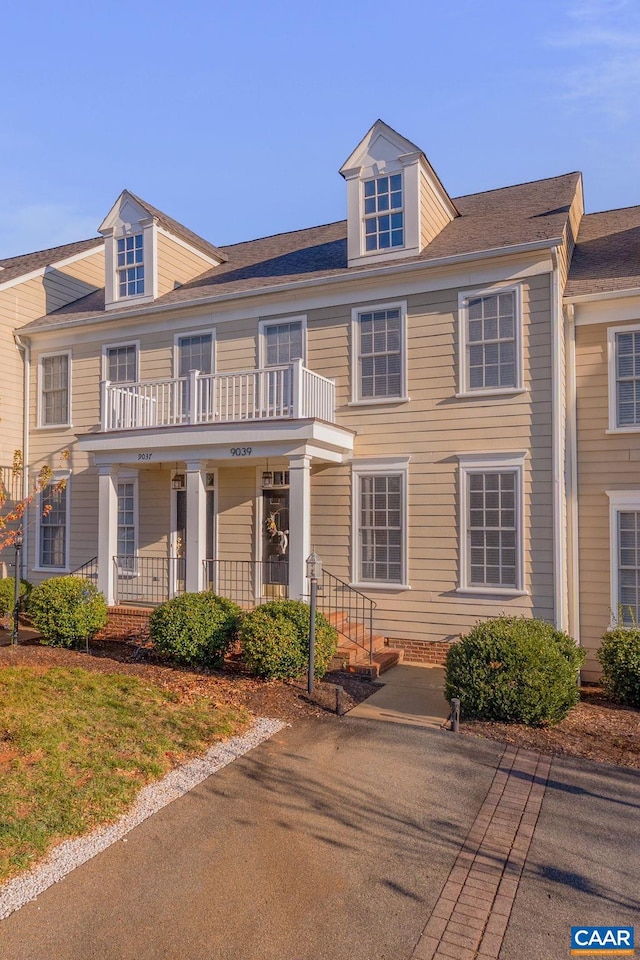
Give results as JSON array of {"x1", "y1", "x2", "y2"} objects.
[
  {"x1": 239, "y1": 599, "x2": 338, "y2": 680},
  {"x1": 598, "y1": 627, "x2": 640, "y2": 707},
  {"x1": 0, "y1": 577, "x2": 31, "y2": 617},
  {"x1": 29, "y1": 576, "x2": 108, "y2": 648},
  {"x1": 445, "y1": 616, "x2": 585, "y2": 726},
  {"x1": 149, "y1": 592, "x2": 241, "y2": 668}
]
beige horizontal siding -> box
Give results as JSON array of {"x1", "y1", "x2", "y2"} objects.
[
  {"x1": 419, "y1": 169, "x2": 453, "y2": 249},
  {"x1": 156, "y1": 233, "x2": 217, "y2": 297}
]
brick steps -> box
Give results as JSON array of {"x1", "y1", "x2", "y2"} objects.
[{"x1": 327, "y1": 611, "x2": 403, "y2": 678}]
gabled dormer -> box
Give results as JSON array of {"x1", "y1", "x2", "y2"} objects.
[
  {"x1": 340, "y1": 120, "x2": 458, "y2": 268},
  {"x1": 99, "y1": 191, "x2": 227, "y2": 310}
]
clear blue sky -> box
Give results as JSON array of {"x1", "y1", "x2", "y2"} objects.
[{"x1": 1, "y1": 0, "x2": 639, "y2": 258}]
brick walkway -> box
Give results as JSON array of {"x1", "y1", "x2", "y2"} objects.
[{"x1": 411, "y1": 745, "x2": 551, "y2": 960}]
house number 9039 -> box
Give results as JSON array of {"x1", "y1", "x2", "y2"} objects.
[{"x1": 230, "y1": 447, "x2": 252, "y2": 457}]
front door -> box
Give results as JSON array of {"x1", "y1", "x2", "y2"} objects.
[{"x1": 262, "y1": 489, "x2": 289, "y2": 599}]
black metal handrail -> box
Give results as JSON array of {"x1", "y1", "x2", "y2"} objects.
[
  {"x1": 71, "y1": 556, "x2": 98, "y2": 582},
  {"x1": 203, "y1": 559, "x2": 289, "y2": 608},
  {"x1": 319, "y1": 569, "x2": 376, "y2": 664},
  {"x1": 112, "y1": 556, "x2": 183, "y2": 605}
]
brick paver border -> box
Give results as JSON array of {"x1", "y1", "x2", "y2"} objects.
[{"x1": 412, "y1": 745, "x2": 551, "y2": 960}]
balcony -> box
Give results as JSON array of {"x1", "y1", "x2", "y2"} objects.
[{"x1": 101, "y1": 358, "x2": 336, "y2": 432}]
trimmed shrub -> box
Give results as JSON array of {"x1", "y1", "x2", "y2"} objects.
[
  {"x1": 445, "y1": 616, "x2": 585, "y2": 726},
  {"x1": 149, "y1": 592, "x2": 241, "y2": 668},
  {"x1": 239, "y1": 599, "x2": 338, "y2": 680},
  {"x1": 598, "y1": 627, "x2": 640, "y2": 707},
  {"x1": 0, "y1": 577, "x2": 31, "y2": 618},
  {"x1": 29, "y1": 576, "x2": 108, "y2": 648}
]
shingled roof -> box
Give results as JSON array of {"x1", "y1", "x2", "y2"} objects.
[
  {"x1": 18, "y1": 171, "x2": 582, "y2": 333},
  {"x1": 0, "y1": 237, "x2": 102, "y2": 285},
  {"x1": 566, "y1": 205, "x2": 640, "y2": 298},
  {"x1": 126, "y1": 192, "x2": 228, "y2": 264}
]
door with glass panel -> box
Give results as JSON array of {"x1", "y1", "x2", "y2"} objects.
[
  {"x1": 177, "y1": 334, "x2": 213, "y2": 421},
  {"x1": 106, "y1": 344, "x2": 138, "y2": 428},
  {"x1": 263, "y1": 321, "x2": 303, "y2": 416}
]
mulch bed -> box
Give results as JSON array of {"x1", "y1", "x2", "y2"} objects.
[
  {"x1": 0, "y1": 631, "x2": 377, "y2": 723},
  {"x1": 460, "y1": 687, "x2": 640, "y2": 769}
]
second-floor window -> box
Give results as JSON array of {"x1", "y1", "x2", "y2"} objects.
[
  {"x1": 117, "y1": 234, "x2": 144, "y2": 298},
  {"x1": 363, "y1": 174, "x2": 403, "y2": 251},
  {"x1": 106, "y1": 344, "x2": 138, "y2": 383},
  {"x1": 355, "y1": 305, "x2": 405, "y2": 401},
  {"x1": 264, "y1": 321, "x2": 304, "y2": 366},
  {"x1": 613, "y1": 330, "x2": 640, "y2": 428},
  {"x1": 40, "y1": 353, "x2": 70, "y2": 426},
  {"x1": 177, "y1": 334, "x2": 214, "y2": 377},
  {"x1": 461, "y1": 290, "x2": 519, "y2": 394}
]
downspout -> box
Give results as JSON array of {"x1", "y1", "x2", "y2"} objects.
[
  {"x1": 550, "y1": 248, "x2": 567, "y2": 630},
  {"x1": 14, "y1": 334, "x2": 30, "y2": 579},
  {"x1": 565, "y1": 303, "x2": 580, "y2": 644}
]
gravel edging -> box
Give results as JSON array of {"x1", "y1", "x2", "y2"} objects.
[{"x1": 0, "y1": 716, "x2": 286, "y2": 921}]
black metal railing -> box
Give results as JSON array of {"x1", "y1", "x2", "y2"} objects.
[
  {"x1": 203, "y1": 559, "x2": 288, "y2": 608},
  {"x1": 71, "y1": 556, "x2": 98, "y2": 583},
  {"x1": 113, "y1": 556, "x2": 184, "y2": 605},
  {"x1": 319, "y1": 569, "x2": 376, "y2": 663}
]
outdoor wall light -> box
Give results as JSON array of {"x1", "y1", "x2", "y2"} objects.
[
  {"x1": 261, "y1": 470, "x2": 273, "y2": 487},
  {"x1": 172, "y1": 474, "x2": 185, "y2": 490}
]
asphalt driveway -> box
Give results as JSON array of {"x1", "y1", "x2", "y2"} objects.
[{"x1": 0, "y1": 717, "x2": 638, "y2": 960}]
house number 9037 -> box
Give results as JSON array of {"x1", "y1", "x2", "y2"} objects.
[
  {"x1": 230, "y1": 447, "x2": 252, "y2": 457},
  {"x1": 137, "y1": 453, "x2": 153, "y2": 461}
]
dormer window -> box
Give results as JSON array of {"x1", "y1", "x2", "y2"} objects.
[
  {"x1": 117, "y1": 234, "x2": 144, "y2": 298},
  {"x1": 364, "y1": 174, "x2": 404, "y2": 251}
]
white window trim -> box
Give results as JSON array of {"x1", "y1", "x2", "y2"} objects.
[
  {"x1": 458, "y1": 284, "x2": 524, "y2": 398},
  {"x1": 351, "y1": 457, "x2": 410, "y2": 590},
  {"x1": 37, "y1": 350, "x2": 72, "y2": 429},
  {"x1": 105, "y1": 219, "x2": 157, "y2": 310},
  {"x1": 101, "y1": 340, "x2": 140, "y2": 383},
  {"x1": 258, "y1": 315, "x2": 307, "y2": 367},
  {"x1": 361, "y1": 173, "x2": 406, "y2": 256},
  {"x1": 350, "y1": 301, "x2": 409, "y2": 405},
  {"x1": 606, "y1": 325, "x2": 640, "y2": 433},
  {"x1": 34, "y1": 472, "x2": 71, "y2": 573},
  {"x1": 116, "y1": 476, "x2": 139, "y2": 575},
  {"x1": 172, "y1": 329, "x2": 216, "y2": 377},
  {"x1": 607, "y1": 490, "x2": 640, "y2": 624},
  {"x1": 457, "y1": 452, "x2": 527, "y2": 596}
]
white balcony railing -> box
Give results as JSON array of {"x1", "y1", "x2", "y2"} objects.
[{"x1": 101, "y1": 358, "x2": 336, "y2": 431}]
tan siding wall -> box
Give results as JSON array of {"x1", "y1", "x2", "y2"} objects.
[
  {"x1": 25, "y1": 270, "x2": 555, "y2": 646},
  {"x1": 575, "y1": 317, "x2": 640, "y2": 680},
  {"x1": 156, "y1": 233, "x2": 216, "y2": 297},
  {"x1": 419, "y1": 169, "x2": 453, "y2": 249}
]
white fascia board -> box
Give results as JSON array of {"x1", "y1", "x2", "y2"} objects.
[
  {"x1": 572, "y1": 293, "x2": 640, "y2": 327},
  {"x1": 22, "y1": 237, "x2": 562, "y2": 336},
  {"x1": 0, "y1": 243, "x2": 103, "y2": 294},
  {"x1": 565, "y1": 286, "x2": 640, "y2": 305}
]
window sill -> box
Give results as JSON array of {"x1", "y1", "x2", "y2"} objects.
[
  {"x1": 605, "y1": 427, "x2": 640, "y2": 434},
  {"x1": 33, "y1": 566, "x2": 71, "y2": 574},
  {"x1": 455, "y1": 587, "x2": 528, "y2": 598},
  {"x1": 455, "y1": 388, "x2": 526, "y2": 400},
  {"x1": 34, "y1": 423, "x2": 73, "y2": 431},
  {"x1": 350, "y1": 582, "x2": 411, "y2": 592},
  {"x1": 347, "y1": 397, "x2": 411, "y2": 408}
]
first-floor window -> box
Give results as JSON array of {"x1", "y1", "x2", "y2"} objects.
[
  {"x1": 460, "y1": 458, "x2": 524, "y2": 592},
  {"x1": 616, "y1": 510, "x2": 640, "y2": 623},
  {"x1": 39, "y1": 482, "x2": 68, "y2": 568},
  {"x1": 356, "y1": 469, "x2": 406, "y2": 584},
  {"x1": 117, "y1": 481, "x2": 136, "y2": 572}
]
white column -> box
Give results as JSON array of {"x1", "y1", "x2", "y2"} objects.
[
  {"x1": 288, "y1": 454, "x2": 311, "y2": 601},
  {"x1": 97, "y1": 464, "x2": 118, "y2": 605},
  {"x1": 185, "y1": 460, "x2": 207, "y2": 592}
]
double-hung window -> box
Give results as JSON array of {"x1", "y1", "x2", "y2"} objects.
[
  {"x1": 459, "y1": 287, "x2": 521, "y2": 394},
  {"x1": 363, "y1": 174, "x2": 404, "y2": 251},
  {"x1": 353, "y1": 303, "x2": 406, "y2": 402},
  {"x1": 609, "y1": 328, "x2": 640, "y2": 430},
  {"x1": 105, "y1": 343, "x2": 138, "y2": 383},
  {"x1": 260, "y1": 317, "x2": 306, "y2": 413},
  {"x1": 459, "y1": 455, "x2": 525, "y2": 593},
  {"x1": 608, "y1": 492, "x2": 640, "y2": 624},
  {"x1": 40, "y1": 353, "x2": 70, "y2": 426},
  {"x1": 117, "y1": 234, "x2": 144, "y2": 298},
  {"x1": 39, "y1": 481, "x2": 68, "y2": 569},
  {"x1": 117, "y1": 481, "x2": 137, "y2": 574},
  {"x1": 352, "y1": 460, "x2": 408, "y2": 587}
]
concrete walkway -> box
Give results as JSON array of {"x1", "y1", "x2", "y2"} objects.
[{"x1": 348, "y1": 662, "x2": 450, "y2": 728}]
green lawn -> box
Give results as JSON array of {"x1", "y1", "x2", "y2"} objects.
[{"x1": 0, "y1": 666, "x2": 248, "y2": 881}]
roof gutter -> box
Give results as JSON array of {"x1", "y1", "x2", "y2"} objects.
[
  {"x1": 22, "y1": 235, "x2": 562, "y2": 337},
  {"x1": 14, "y1": 333, "x2": 30, "y2": 579}
]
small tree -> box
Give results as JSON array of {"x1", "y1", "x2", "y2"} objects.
[{"x1": 0, "y1": 450, "x2": 69, "y2": 552}]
